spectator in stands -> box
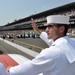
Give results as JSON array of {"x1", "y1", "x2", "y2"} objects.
[
  {"x1": 31, "y1": 18, "x2": 53, "y2": 46},
  {"x1": 7, "y1": 15, "x2": 75, "y2": 75}
]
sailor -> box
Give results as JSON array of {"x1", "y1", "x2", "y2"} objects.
[{"x1": 7, "y1": 15, "x2": 75, "y2": 75}]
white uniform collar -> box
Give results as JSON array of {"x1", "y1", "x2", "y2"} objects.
[{"x1": 52, "y1": 36, "x2": 75, "y2": 63}]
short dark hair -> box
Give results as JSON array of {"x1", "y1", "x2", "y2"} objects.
[{"x1": 56, "y1": 24, "x2": 69, "y2": 36}]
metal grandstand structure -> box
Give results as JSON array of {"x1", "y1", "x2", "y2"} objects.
[{"x1": 0, "y1": 2, "x2": 75, "y2": 31}]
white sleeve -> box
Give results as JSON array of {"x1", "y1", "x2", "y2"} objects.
[
  {"x1": 9, "y1": 48, "x2": 55, "y2": 75},
  {"x1": 0, "y1": 63, "x2": 9, "y2": 75},
  {"x1": 40, "y1": 32, "x2": 53, "y2": 46}
]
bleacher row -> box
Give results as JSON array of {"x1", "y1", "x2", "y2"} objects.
[{"x1": 0, "y1": 2, "x2": 75, "y2": 39}]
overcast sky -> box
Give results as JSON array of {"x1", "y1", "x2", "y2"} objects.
[{"x1": 0, "y1": 0, "x2": 74, "y2": 26}]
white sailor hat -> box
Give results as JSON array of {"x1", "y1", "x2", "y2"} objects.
[{"x1": 47, "y1": 15, "x2": 69, "y2": 25}]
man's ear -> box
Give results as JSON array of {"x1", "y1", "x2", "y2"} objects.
[{"x1": 60, "y1": 26, "x2": 65, "y2": 33}]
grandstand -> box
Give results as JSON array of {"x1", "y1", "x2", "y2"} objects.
[{"x1": 0, "y1": 2, "x2": 75, "y2": 37}]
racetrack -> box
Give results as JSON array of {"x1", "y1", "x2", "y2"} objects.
[{"x1": 0, "y1": 39, "x2": 34, "y2": 60}]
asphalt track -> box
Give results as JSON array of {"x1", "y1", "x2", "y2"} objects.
[
  {"x1": 0, "y1": 39, "x2": 34, "y2": 60},
  {"x1": 13, "y1": 38, "x2": 49, "y2": 49},
  {"x1": 0, "y1": 38, "x2": 49, "y2": 60}
]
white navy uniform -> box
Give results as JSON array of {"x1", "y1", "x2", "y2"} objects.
[
  {"x1": 40, "y1": 32, "x2": 53, "y2": 46},
  {"x1": 9, "y1": 36, "x2": 75, "y2": 75},
  {"x1": 0, "y1": 63, "x2": 9, "y2": 75}
]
